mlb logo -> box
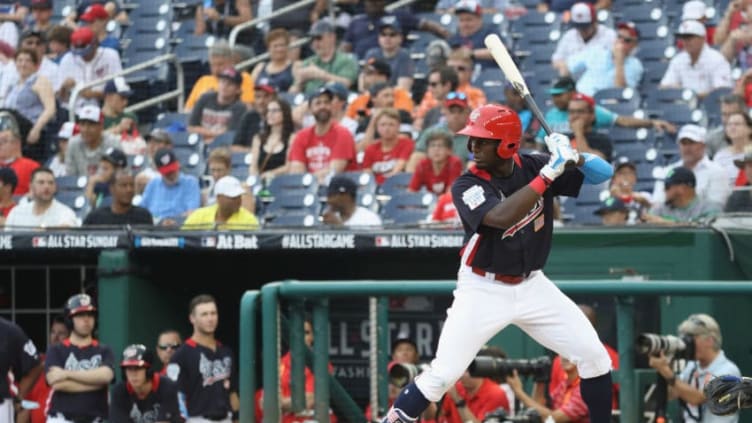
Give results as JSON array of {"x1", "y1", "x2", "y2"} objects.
[
  {"x1": 202, "y1": 237, "x2": 216, "y2": 248},
  {"x1": 32, "y1": 237, "x2": 45, "y2": 247},
  {"x1": 375, "y1": 236, "x2": 390, "y2": 247}
]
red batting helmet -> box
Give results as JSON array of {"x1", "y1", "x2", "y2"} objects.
[{"x1": 460, "y1": 104, "x2": 522, "y2": 159}]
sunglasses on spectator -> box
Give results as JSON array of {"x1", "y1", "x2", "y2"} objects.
[
  {"x1": 446, "y1": 92, "x2": 468, "y2": 100},
  {"x1": 380, "y1": 31, "x2": 399, "y2": 37},
  {"x1": 428, "y1": 80, "x2": 442, "y2": 87},
  {"x1": 158, "y1": 343, "x2": 181, "y2": 350},
  {"x1": 452, "y1": 65, "x2": 469, "y2": 72},
  {"x1": 618, "y1": 35, "x2": 637, "y2": 43}
]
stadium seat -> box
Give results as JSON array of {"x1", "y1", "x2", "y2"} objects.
[
  {"x1": 263, "y1": 192, "x2": 320, "y2": 220},
  {"x1": 575, "y1": 184, "x2": 608, "y2": 206},
  {"x1": 153, "y1": 112, "x2": 189, "y2": 130},
  {"x1": 645, "y1": 88, "x2": 698, "y2": 108},
  {"x1": 633, "y1": 21, "x2": 671, "y2": 41},
  {"x1": 609, "y1": 127, "x2": 652, "y2": 144},
  {"x1": 207, "y1": 131, "x2": 236, "y2": 152},
  {"x1": 594, "y1": 88, "x2": 642, "y2": 109},
  {"x1": 653, "y1": 104, "x2": 706, "y2": 127},
  {"x1": 56, "y1": 191, "x2": 89, "y2": 215},
  {"x1": 170, "y1": 132, "x2": 203, "y2": 151},
  {"x1": 381, "y1": 192, "x2": 436, "y2": 224},
  {"x1": 379, "y1": 172, "x2": 414, "y2": 196},
  {"x1": 267, "y1": 173, "x2": 318, "y2": 196},
  {"x1": 510, "y1": 11, "x2": 560, "y2": 31},
  {"x1": 570, "y1": 204, "x2": 601, "y2": 225},
  {"x1": 617, "y1": 4, "x2": 665, "y2": 23},
  {"x1": 55, "y1": 175, "x2": 87, "y2": 191},
  {"x1": 173, "y1": 148, "x2": 203, "y2": 177},
  {"x1": 128, "y1": 154, "x2": 148, "y2": 174},
  {"x1": 264, "y1": 212, "x2": 319, "y2": 228},
  {"x1": 700, "y1": 87, "x2": 733, "y2": 126},
  {"x1": 384, "y1": 209, "x2": 430, "y2": 226},
  {"x1": 340, "y1": 171, "x2": 378, "y2": 196}
]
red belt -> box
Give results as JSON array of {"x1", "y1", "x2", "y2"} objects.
[{"x1": 471, "y1": 267, "x2": 525, "y2": 285}]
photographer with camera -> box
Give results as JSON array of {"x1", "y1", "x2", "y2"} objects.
[
  {"x1": 506, "y1": 356, "x2": 591, "y2": 423},
  {"x1": 646, "y1": 313, "x2": 740, "y2": 423}
]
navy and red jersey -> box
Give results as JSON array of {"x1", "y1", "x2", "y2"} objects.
[
  {"x1": 166, "y1": 338, "x2": 237, "y2": 419},
  {"x1": 0, "y1": 317, "x2": 40, "y2": 399},
  {"x1": 45, "y1": 339, "x2": 114, "y2": 419},
  {"x1": 110, "y1": 374, "x2": 182, "y2": 423},
  {"x1": 451, "y1": 153, "x2": 584, "y2": 275}
]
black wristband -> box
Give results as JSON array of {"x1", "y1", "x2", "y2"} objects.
[
  {"x1": 666, "y1": 374, "x2": 677, "y2": 386},
  {"x1": 454, "y1": 399, "x2": 466, "y2": 408}
]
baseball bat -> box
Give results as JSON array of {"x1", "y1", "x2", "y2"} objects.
[{"x1": 484, "y1": 34, "x2": 553, "y2": 136}]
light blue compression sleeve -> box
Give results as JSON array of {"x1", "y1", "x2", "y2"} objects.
[{"x1": 578, "y1": 152, "x2": 613, "y2": 185}]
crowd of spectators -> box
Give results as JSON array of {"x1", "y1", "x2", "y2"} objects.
[{"x1": 0, "y1": 0, "x2": 748, "y2": 231}]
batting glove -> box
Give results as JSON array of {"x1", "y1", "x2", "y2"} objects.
[{"x1": 540, "y1": 134, "x2": 578, "y2": 182}]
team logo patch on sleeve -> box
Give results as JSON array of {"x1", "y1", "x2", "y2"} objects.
[
  {"x1": 462, "y1": 185, "x2": 485, "y2": 210},
  {"x1": 166, "y1": 363, "x2": 180, "y2": 381}
]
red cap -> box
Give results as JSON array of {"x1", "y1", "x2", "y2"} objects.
[
  {"x1": 443, "y1": 91, "x2": 470, "y2": 109},
  {"x1": 70, "y1": 26, "x2": 95, "y2": 47},
  {"x1": 254, "y1": 84, "x2": 276, "y2": 94},
  {"x1": 571, "y1": 92, "x2": 595, "y2": 109},
  {"x1": 80, "y1": 3, "x2": 109, "y2": 22},
  {"x1": 617, "y1": 21, "x2": 640, "y2": 40}
]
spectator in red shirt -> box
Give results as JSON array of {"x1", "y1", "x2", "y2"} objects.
[
  {"x1": 437, "y1": 366, "x2": 510, "y2": 423},
  {"x1": 508, "y1": 356, "x2": 593, "y2": 423},
  {"x1": 0, "y1": 124, "x2": 40, "y2": 195},
  {"x1": 431, "y1": 191, "x2": 459, "y2": 224},
  {"x1": 0, "y1": 167, "x2": 17, "y2": 226},
  {"x1": 289, "y1": 87, "x2": 358, "y2": 183},
  {"x1": 361, "y1": 108, "x2": 414, "y2": 185},
  {"x1": 19, "y1": 315, "x2": 69, "y2": 423},
  {"x1": 548, "y1": 304, "x2": 620, "y2": 409},
  {"x1": 409, "y1": 130, "x2": 463, "y2": 194}
]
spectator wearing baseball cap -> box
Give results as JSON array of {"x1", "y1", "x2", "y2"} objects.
[
  {"x1": 293, "y1": 18, "x2": 359, "y2": 96},
  {"x1": 59, "y1": 25, "x2": 123, "y2": 109},
  {"x1": 322, "y1": 175, "x2": 382, "y2": 227},
  {"x1": 140, "y1": 148, "x2": 200, "y2": 224},
  {"x1": 299, "y1": 82, "x2": 358, "y2": 135},
  {"x1": 594, "y1": 196, "x2": 629, "y2": 226},
  {"x1": 725, "y1": 144, "x2": 752, "y2": 212},
  {"x1": 363, "y1": 16, "x2": 415, "y2": 92},
  {"x1": 564, "y1": 21, "x2": 643, "y2": 96},
  {"x1": 567, "y1": 93, "x2": 613, "y2": 162},
  {"x1": 447, "y1": 0, "x2": 498, "y2": 69},
  {"x1": 85, "y1": 146, "x2": 126, "y2": 207},
  {"x1": 609, "y1": 156, "x2": 652, "y2": 223},
  {"x1": 66, "y1": 104, "x2": 121, "y2": 177},
  {"x1": 346, "y1": 57, "x2": 414, "y2": 123},
  {"x1": 46, "y1": 122, "x2": 78, "y2": 177},
  {"x1": 552, "y1": 2, "x2": 616, "y2": 75},
  {"x1": 79, "y1": 3, "x2": 120, "y2": 51},
  {"x1": 187, "y1": 67, "x2": 247, "y2": 144},
  {"x1": 409, "y1": 92, "x2": 474, "y2": 171},
  {"x1": 652, "y1": 124, "x2": 731, "y2": 209},
  {"x1": 644, "y1": 166, "x2": 721, "y2": 224},
  {"x1": 0, "y1": 167, "x2": 18, "y2": 224},
  {"x1": 341, "y1": 0, "x2": 448, "y2": 60},
  {"x1": 182, "y1": 175, "x2": 258, "y2": 230},
  {"x1": 102, "y1": 76, "x2": 145, "y2": 155},
  {"x1": 185, "y1": 40, "x2": 256, "y2": 111},
  {"x1": 537, "y1": 76, "x2": 676, "y2": 145},
  {"x1": 660, "y1": 20, "x2": 732, "y2": 98}
]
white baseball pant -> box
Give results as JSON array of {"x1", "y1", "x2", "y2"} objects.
[
  {"x1": 415, "y1": 240, "x2": 612, "y2": 402},
  {"x1": 186, "y1": 417, "x2": 231, "y2": 423},
  {"x1": 0, "y1": 398, "x2": 12, "y2": 423}
]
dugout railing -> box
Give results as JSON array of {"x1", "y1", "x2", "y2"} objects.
[{"x1": 240, "y1": 280, "x2": 752, "y2": 423}]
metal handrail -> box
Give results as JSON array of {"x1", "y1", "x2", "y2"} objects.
[
  {"x1": 67, "y1": 53, "x2": 184, "y2": 120},
  {"x1": 232, "y1": 0, "x2": 421, "y2": 71},
  {"x1": 228, "y1": 0, "x2": 317, "y2": 48}
]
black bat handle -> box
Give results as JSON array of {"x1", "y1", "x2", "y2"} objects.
[{"x1": 522, "y1": 93, "x2": 553, "y2": 135}]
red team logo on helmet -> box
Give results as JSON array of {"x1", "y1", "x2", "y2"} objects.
[{"x1": 459, "y1": 104, "x2": 522, "y2": 159}]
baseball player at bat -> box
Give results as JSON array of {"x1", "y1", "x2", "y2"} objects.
[{"x1": 382, "y1": 104, "x2": 616, "y2": 423}]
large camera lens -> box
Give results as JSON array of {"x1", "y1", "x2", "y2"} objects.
[{"x1": 636, "y1": 333, "x2": 688, "y2": 357}]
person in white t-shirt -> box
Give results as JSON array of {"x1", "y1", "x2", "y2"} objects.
[
  {"x1": 322, "y1": 174, "x2": 382, "y2": 227},
  {"x1": 5, "y1": 167, "x2": 78, "y2": 230},
  {"x1": 552, "y1": 2, "x2": 616, "y2": 75}
]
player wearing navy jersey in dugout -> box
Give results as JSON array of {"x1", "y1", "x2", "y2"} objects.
[
  {"x1": 45, "y1": 294, "x2": 115, "y2": 423},
  {"x1": 0, "y1": 317, "x2": 41, "y2": 423},
  {"x1": 382, "y1": 104, "x2": 616, "y2": 423},
  {"x1": 110, "y1": 344, "x2": 182, "y2": 423},
  {"x1": 167, "y1": 295, "x2": 239, "y2": 423}
]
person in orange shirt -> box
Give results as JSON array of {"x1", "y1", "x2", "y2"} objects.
[
  {"x1": 184, "y1": 39, "x2": 255, "y2": 111},
  {"x1": 436, "y1": 366, "x2": 510, "y2": 423},
  {"x1": 416, "y1": 48, "x2": 486, "y2": 118},
  {"x1": 346, "y1": 58, "x2": 413, "y2": 119}
]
